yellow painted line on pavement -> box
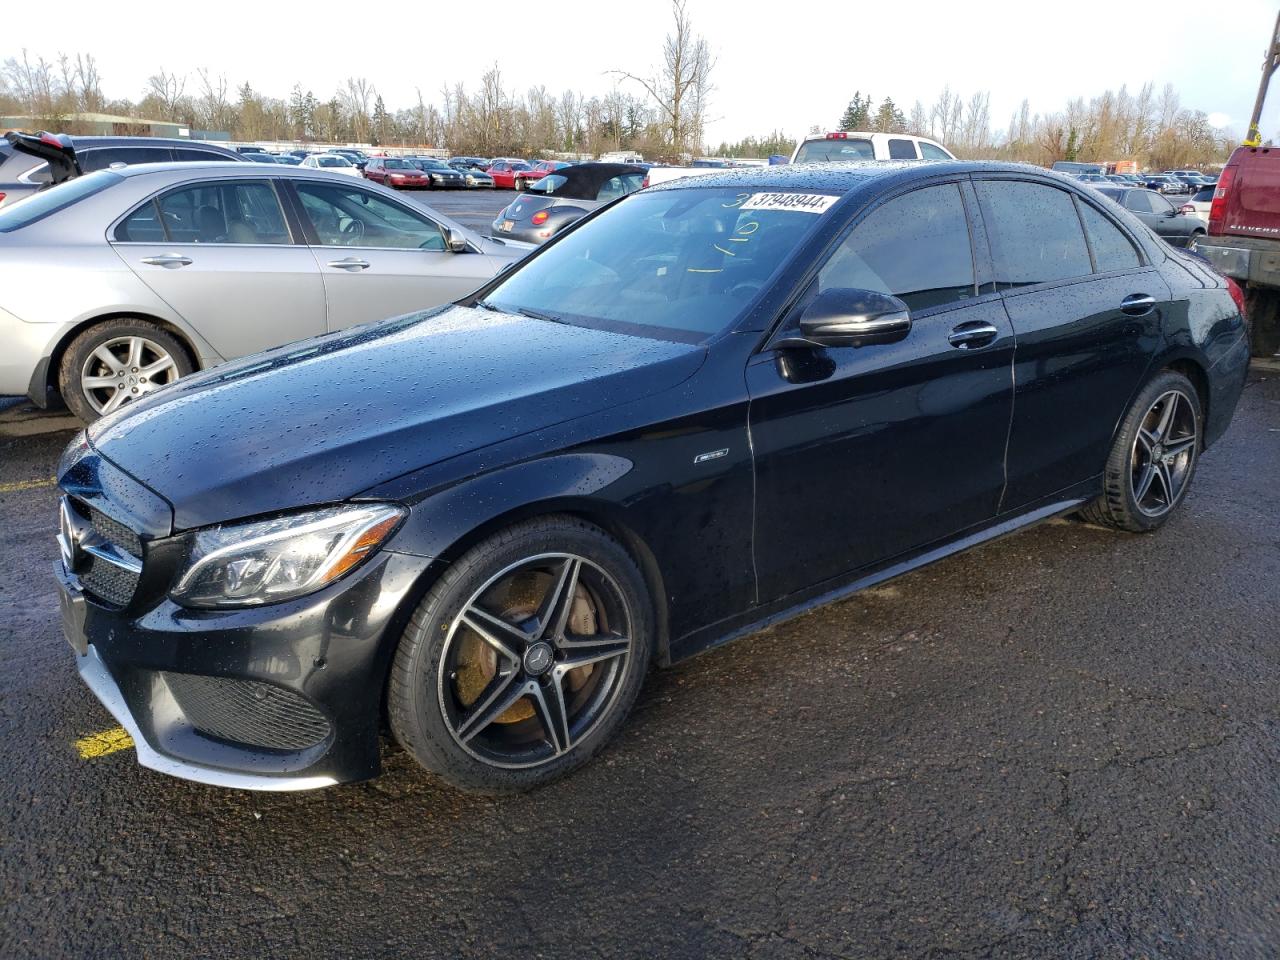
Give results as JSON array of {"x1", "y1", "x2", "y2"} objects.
[
  {"x1": 0, "y1": 476, "x2": 56, "y2": 494},
  {"x1": 75, "y1": 726, "x2": 134, "y2": 759}
]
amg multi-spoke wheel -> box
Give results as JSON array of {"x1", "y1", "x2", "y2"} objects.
[
  {"x1": 1130, "y1": 390, "x2": 1198, "y2": 518},
  {"x1": 59, "y1": 318, "x2": 194, "y2": 423},
  {"x1": 389, "y1": 517, "x2": 651, "y2": 793},
  {"x1": 1080, "y1": 370, "x2": 1202, "y2": 532}
]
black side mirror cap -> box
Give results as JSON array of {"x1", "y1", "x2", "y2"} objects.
[{"x1": 774, "y1": 287, "x2": 912, "y2": 350}]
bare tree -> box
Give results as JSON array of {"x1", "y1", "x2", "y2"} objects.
[
  {"x1": 144, "y1": 69, "x2": 186, "y2": 119},
  {"x1": 611, "y1": 0, "x2": 715, "y2": 157},
  {"x1": 4, "y1": 50, "x2": 61, "y2": 119},
  {"x1": 196, "y1": 68, "x2": 236, "y2": 133},
  {"x1": 340, "y1": 77, "x2": 375, "y2": 143}
]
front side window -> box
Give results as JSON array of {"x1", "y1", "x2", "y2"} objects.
[
  {"x1": 793, "y1": 138, "x2": 874, "y2": 163},
  {"x1": 484, "y1": 187, "x2": 834, "y2": 339},
  {"x1": 919, "y1": 142, "x2": 953, "y2": 160},
  {"x1": 1124, "y1": 191, "x2": 1155, "y2": 214},
  {"x1": 1077, "y1": 202, "x2": 1140, "y2": 273},
  {"x1": 976, "y1": 180, "x2": 1092, "y2": 289},
  {"x1": 1148, "y1": 192, "x2": 1175, "y2": 216},
  {"x1": 120, "y1": 181, "x2": 290, "y2": 244},
  {"x1": 295, "y1": 183, "x2": 446, "y2": 250},
  {"x1": 818, "y1": 183, "x2": 975, "y2": 312},
  {"x1": 887, "y1": 139, "x2": 919, "y2": 160}
]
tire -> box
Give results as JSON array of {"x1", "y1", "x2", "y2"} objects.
[
  {"x1": 1245, "y1": 287, "x2": 1280, "y2": 358},
  {"x1": 1187, "y1": 230, "x2": 1203, "y2": 253},
  {"x1": 1078, "y1": 370, "x2": 1202, "y2": 533},
  {"x1": 389, "y1": 515, "x2": 653, "y2": 794},
  {"x1": 58, "y1": 319, "x2": 194, "y2": 423},
  {"x1": 513, "y1": 178, "x2": 524, "y2": 192}
]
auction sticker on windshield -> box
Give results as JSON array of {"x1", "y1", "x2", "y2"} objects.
[{"x1": 740, "y1": 193, "x2": 840, "y2": 214}]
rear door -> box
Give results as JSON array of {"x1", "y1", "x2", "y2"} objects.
[
  {"x1": 973, "y1": 176, "x2": 1165, "y2": 510},
  {"x1": 112, "y1": 177, "x2": 326, "y2": 359},
  {"x1": 287, "y1": 179, "x2": 499, "y2": 329}
]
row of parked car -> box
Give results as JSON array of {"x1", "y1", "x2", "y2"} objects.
[{"x1": 1066, "y1": 170, "x2": 1218, "y2": 195}]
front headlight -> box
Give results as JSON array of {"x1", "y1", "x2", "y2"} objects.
[{"x1": 171, "y1": 503, "x2": 405, "y2": 608}]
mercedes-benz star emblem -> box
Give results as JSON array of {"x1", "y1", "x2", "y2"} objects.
[{"x1": 523, "y1": 642, "x2": 554, "y2": 676}]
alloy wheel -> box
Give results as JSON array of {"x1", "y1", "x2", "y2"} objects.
[
  {"x1": 1130, "y1": 389, "x2": 1198, "y2": 517},
  {"x1": 80, "y1": 336, "x2": 180, "y2": 415},
  {"x1": 437, "y1": 553, "x2": 634, "y2": 769}
]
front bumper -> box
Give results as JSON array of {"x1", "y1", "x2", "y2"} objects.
[{"x1": 56, "y1": 545, "x2": 430, "y2": 791}]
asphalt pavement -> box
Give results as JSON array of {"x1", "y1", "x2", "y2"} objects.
[{"x1": 1, "y1": 355, "x2": 1278, "y2": 954}]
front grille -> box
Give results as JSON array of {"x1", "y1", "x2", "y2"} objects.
[
  {"x1": 66, "y1": 498, "x2": 142, "y2": 607},
  {"x1": 89, "y1": 508, "x2": 142, "y2": 558},
  {"x1": 162, "y1": 673, "x2": 332, "y2": 751},
  {"x1": 80, "y1": 555, "x2": 139, "y2": 606}
]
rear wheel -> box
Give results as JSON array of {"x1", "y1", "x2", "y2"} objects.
[
  {"x1": 1079, "y1": 370, "x2": 1202, "y2": 533},
  {"x1": 1187, "y1": 230, "x2": 1203, "y2": 253},
  {"x1": 389, "y1": 516, "x2": 652, "y2": 793},
  {"x1": 1245, "y1": 287, "x2": 1280, "y2": 358},
  {"x1": 59, "y1": 319, "x2": 193, "y2": 423}
]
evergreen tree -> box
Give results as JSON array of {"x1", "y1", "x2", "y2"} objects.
[
  {"x1": 839, "y1": 92, "x2": 872, "y2": 131},
  {"x1": 873, "y1": 97, "x2": 906, "y2": 133},
  {"x1": 372, "y1": 94, "x2": 390, "y2": 145}
]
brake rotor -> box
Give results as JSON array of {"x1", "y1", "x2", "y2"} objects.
[{"x1": 453, "y1": 571, "x2": 600, "y2": 724}]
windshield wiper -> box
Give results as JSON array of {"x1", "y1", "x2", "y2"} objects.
[
  {"x1": 473, "y1": 299, "x2": 500, "y2": 312},
  {"x1": 513, "y1": 306, "x2": 567, "y2": 324}
]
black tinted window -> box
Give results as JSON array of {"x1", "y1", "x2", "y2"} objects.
[
  {"x1": 1078, "y1": 202, "x2": 1140, "y2": 273},
  {"x1": 887, "y1": 139, "x2": 919, "y2": 160},
  {"x1": 820, "y1": 183, "x2": 975, "y2": 311},
  {"x1": 173, "y1": 147, "x2": 237, "y2": 163},
  {"x1": 976, "y1": 180, "x2": 1092, "y2": 289},
  {"x1": 80, "y1": 146, "x2": 171, "y2": 171}
]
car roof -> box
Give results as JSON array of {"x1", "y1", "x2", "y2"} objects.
[
  {"x1": 66, "y1": 135, "x2": 242, "y2": 154},
  {"x1": 647, "y1": 160, "x2": 1049, "y2": 195}
]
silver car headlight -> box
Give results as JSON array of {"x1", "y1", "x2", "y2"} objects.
[{"x1": 171, "y1": 503, "x2": 405, "y2": 608}]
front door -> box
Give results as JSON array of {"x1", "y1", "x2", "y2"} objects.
[
  {"x1": 748, "y1": 181, "x2": 1015, "y2": 603},
  {"x1": 289, "y1": 180, "x2": 500, "y2": 329},
  {"x1": 112, "y1": 178, "x2": 326, "y2": 360}
]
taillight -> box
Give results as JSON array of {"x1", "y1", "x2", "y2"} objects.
[
  {"x1": 641, "y1": 174, "x2": 650, "y2": 188},
  {"x1": 1179, "y1": 204, "x2": 1195, "y2": 215},
  {"x1": 530, "y1": 210, "x2": 549, "y2": 225},
  {"x1": 1224, "y1": 276, "x2": 1247, "y2": 322},
  {"x1": 826, "y1": 132, "x2": 848, "y2": 140},
  {"x1": 1208, "y1": 164, "x2": 1235, "y2": 234}
]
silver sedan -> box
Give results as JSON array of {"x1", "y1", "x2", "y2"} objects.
[{"x1": 0, "y1": 162, "x2": 532, "y2": 421}]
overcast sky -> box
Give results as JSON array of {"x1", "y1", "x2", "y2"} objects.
[{"x1": 12, "y1": 0, "x2": 1280, "y2": 145}]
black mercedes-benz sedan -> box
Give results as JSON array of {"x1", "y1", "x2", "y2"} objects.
[{"x1": 54, "y1": 162, "x2": 1250, "y2": 794}]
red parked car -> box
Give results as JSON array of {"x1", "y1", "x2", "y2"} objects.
[
  {"x1": 512, "y1": 160, "x2": 571, "y2": 191},
  {"x1": 364, "y1": 157, "x2": 430, "y2": 190},
  {"x1": 485, "y1": 159, "x2": 532, "y2": 190}
]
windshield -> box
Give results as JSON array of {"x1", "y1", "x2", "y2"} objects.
[
  {"x1": 0, "y1": 170, "x2": 122, "y2": 232},
  {"x1": 482, "y1": 187, "x2": 838, "y2": 340},
  {"x1": 318, "y1": 156, "x2": 350, "y2": 167},
  {"x1": 794, "y1": 138, "x2": 874, "y2": 163},
  {"x1": 421, "y1": 159, "x2": 448, "y2": 170},
  {"x1": 385, "y1": 159, "x2": 412, "y2": 170}
]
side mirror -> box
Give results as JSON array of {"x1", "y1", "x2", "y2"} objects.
[
  {"x1": 775, "y1": 288, "x2": 912, "y2": 350},
  {"x1": 446, "y1": 228, "x2": 469, "y2": 253}
]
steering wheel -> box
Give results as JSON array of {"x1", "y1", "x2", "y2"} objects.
[{"x1": 341, "y1": 219, "x2": 366, "y2": 244}]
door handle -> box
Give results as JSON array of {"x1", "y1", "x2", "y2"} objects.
[
  {"x1": 140, "y1": 254, "x2": 192, "y2": 268},
  {"x1": 326, "y1": 258, "x2": 371, "y2": 271},
  {"x1": 947, "y1": 320, "x2": 1000, "y2": 349},
  {"x1": 1121, "y1": 294, "x2": 1155, "y2": 315}
]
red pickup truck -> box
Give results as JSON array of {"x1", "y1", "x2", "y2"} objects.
[{"x1": 1199, "y1": 146, "x2": 1280, "y2": 356}]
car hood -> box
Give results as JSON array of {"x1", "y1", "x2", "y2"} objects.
[{"x1": 87, "y1": 305, "x2": 706, "y2": 530}]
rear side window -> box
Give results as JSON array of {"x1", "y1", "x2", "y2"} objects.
[
  {"x1": 80, "y1": 146, "x2": 172, "y2": 171},
  {"x1": 173, "y1": 147, "x2": 238, "y2": 163},
  {"x1": 0, "y1": 171, "x2": 122, "y2": 232},
  {"x1": 1077, "y1": 202, "x2": 1140, "y2": 273},
  {"x1": 819, "y1": 183, "x2": 975, "y2": 312},
  {"x1": 976, "y1": 180, "x2": 1092, "y2": 289},
  {"x1": 117, "y1": 181, "x2": 290, "y2": 244},
  {"x1": 919, "y1": 142, "x2": 952, "y2": 160},
  {"x1": 887, "y1": 139, "x2": 919, "y2": 160}
]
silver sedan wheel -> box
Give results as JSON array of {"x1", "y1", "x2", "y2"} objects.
[
  {"x1": 1130, "y1": 389, "x2": 1198, "y2": 517},
  {"x1": 79, "y1": 336, "x2": 179, "y2": 415},
  {"x1": 437, "y1": 553, "x2": 634, "y2": 770}
]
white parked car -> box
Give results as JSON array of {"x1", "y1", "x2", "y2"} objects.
[
  {"x1": 299, "y1": 154, "x2": 363, "y2": 177},
  {"x1": 0, "y1": 163, "x2": 532, "y2": 421},
  {"x1": 1180, "y1": 186, "x2": 1213, "y2": 221},
  {"x1": 789, "y1": 131, "x2": 955, "y2": 164}
]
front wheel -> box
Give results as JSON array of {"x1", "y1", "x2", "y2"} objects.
[
  {"x1": 513, "y1": 177, "x2": 524, "y2": 192},
  {"x1": 1078, "y1": 370, "x2": 1202, "y2": 532},
  {"x1": 388, "y1": 516, "x2": 652, "y2": 793}
]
